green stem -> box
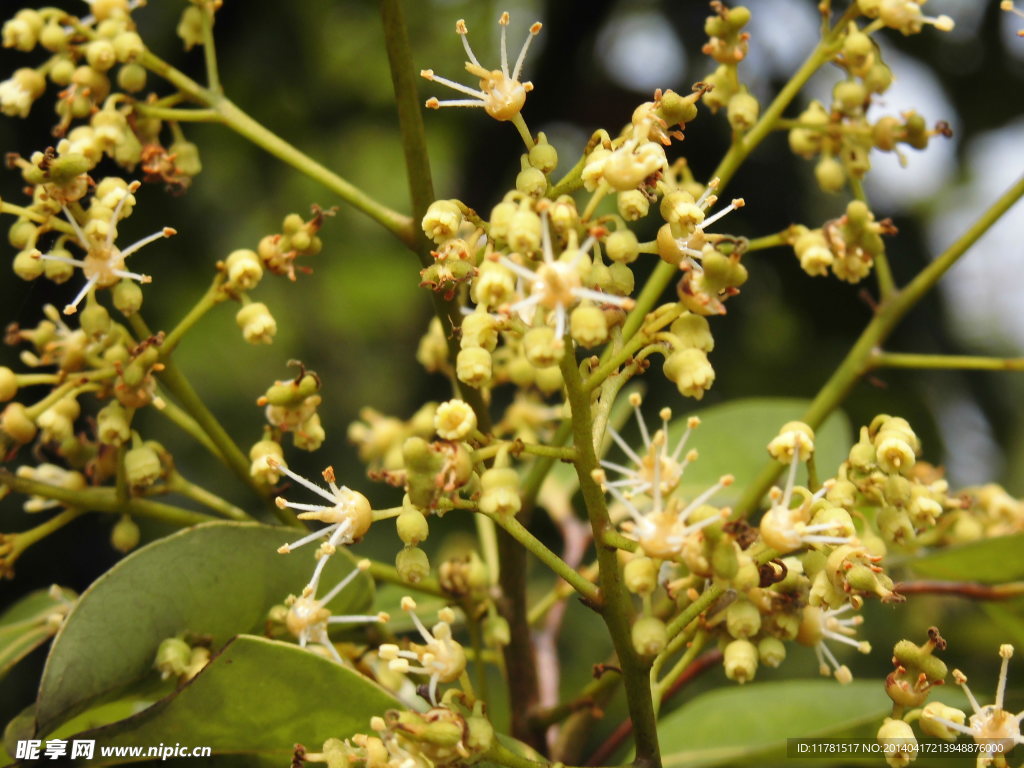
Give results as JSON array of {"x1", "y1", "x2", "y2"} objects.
[
  {"x1": 214, "y1": 98, "x2": 414, "y2": 245},
  {"x1": 0, "y1": 202, "x2": 75, "y2": 233},
  {"x1": 2, "y1": 508, "x2": 82, "y2": 572},
  {"x1": 548, "y1": 152, "x2": 586, "y2": 199},
  {"x1": 473, "y1": 441, "x2": 576, "y2": 462},
  {"x1": 850, "y1": 176, "x2": 895, "y2": 299},
  {"x1": 155, "y1": 396, "x2": 222, "y2": 460},
  {"x1": 652, "y1": 630, "x2": 705, "y2": 714},
  {"x1": 560, "y1": 345, "x2": 661, "y2": 768},
  {"x1": 869, "y1": 352, "x2": 1024, "y2": 372},
  {"x1": 618, "y1": 11, "x2": 855, "y2": 345},
  {"x1": 0, "y1": 470, "x2": 219, "y2": 526},
  {"x1": 484, "y1": 511, "x2": 599, "y2": 603},
  {"x1": 733, "y1": 172, "x2": 1024, "y2": 518},
  {"x1": 161, "y1": 276, "x2": 227, "y2": 355},
  {"x1": 165, "y1": 472, "x2": 253, "y2": 521},
  {"x1": 199, "y1": 1, "x2": 222, "y2": 94},
  {"x1": 131, "y1": 104, "x2": 222, "y2": 123},
  {"x1": 134, "y1": 47, "x2": 414, "y2": 246},
  {"x1": 127, "y1": 314, "x2": 291, "y2": 522},
  {"x1": 378, "y1": 0, "x2": 494, "y2": 425},
  {"x1": 745, "y1": 232, "x2": 787, "y2": 251},
  {"x1": 511, "y1": 113, "x2": 536, "y2": 150}
]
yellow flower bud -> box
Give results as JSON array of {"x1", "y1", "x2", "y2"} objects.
[
  {"x1": 236, "y1": 302, "x2": 277, "y2": 345},
  {"x1": 723, "y1": 638, "x2": 758, "y2": 684},
  {"x1": 435, "y1": 399, "x2": 477, "y2": 441}
]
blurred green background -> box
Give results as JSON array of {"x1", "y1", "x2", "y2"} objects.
[{"x1": 1, "y1": 0, "x2": 1023, "y2": 761}]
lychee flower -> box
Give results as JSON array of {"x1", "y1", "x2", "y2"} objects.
[
  {"x1": 284, "y1": 559, "x2": 389, "y2": 663},
  {"x1": 594, "y1": 398, "x2": 733, "y2": 560},
  {"x1": 929, "y1": 645, "x2": 1024, "y2": 760},
  {"x1": 421, "y1": 13, "x2": 542, "y2": 121},
  {"x1": 379, "y1": 597, "x2": 467, "y2": 704},
  {"x1": 760, "y1": 425, "x2": 855, "y2": 554},
  {"x1": 497, "y1": 208, "x2": 635, "y2": 341},
  {"x1": 797, "y1": 603, "x2": 871, "y2": 684},
  {"x1": 665, "y1": 180, "x2": 746, "y2": 266},
  {"x1": 35, "y1": 181, "x2": 175, "y2": 315},
  {"x1": 270, "y1": 460, "x2": 374, "y2": 594},
  {"x1": 599, "y1": 394, "x2": 699, "y2": 501}
]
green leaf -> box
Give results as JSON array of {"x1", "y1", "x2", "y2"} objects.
[
  {"x1": 35, "y1": 521, "x2": 373, "y2": 738},
  {"x1": 908, "y1": 533, "x2": 1024, "y2": 582},
  {"x1": 73, "y1": 635, "x2": 397, "y2": 767},
  {"x1": 665, "y1": 398, "x2": 852, "y2": 508},
  {"x1": 0, "y1": 586, "x2": 75, "y2": 679},
  {"x1": 658, "y1": 679, "x2": 888, "y2": 767}
]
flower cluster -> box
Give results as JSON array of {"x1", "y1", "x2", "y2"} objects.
[{"x1": 787, "y1": 8, "x2": 953, "y2": 197}]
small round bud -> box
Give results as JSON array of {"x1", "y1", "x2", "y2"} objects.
[
  {"x1": 113, "y1": 31, "x2": 144, "y2": 63},
  {"x1": 814, "y1": 155, "x2": 845, "y2": 193},
  {"x1": 461, "y1": 312, "x2": 499, "y2": 351},
  {"x1": 663, "y1": 347, "x2": 715, "y2": 399},
  {"x1": 39, "y1": 21, "x2": 69, "y2": 52},
  {"x1": 293, "y1": 413, "x2": 325, "y2": 451},
  {"x1": 523, "y1": 326, "x2": 563, "y2": 368},
  {"x1": 864, "y1": 62, "x2": 893, "y2": 94},
  {"x1": 624, "y1": 556, "x2": 658, "y2": 595},
  {"x1": 479, "y1": 467, "x2": 521, "y2": 516},
  {"x1": 111, "y1": 278, "x2": 143, "y2": 316},
  {"x1": 726, "y1": 599, "x2": 762, "y2": 639},
  {"x1": 224, "y1": 248, "x2": 263, "y2": 292},
  {"x1": 516, "y1": 166, "x2": 547, "y2": 198},
  {"x1": 111, "y1": 514, "x2": 140, "y2": 553},
  {"x1": 617, "y1": 189, "x2": 650, "y2": 221},
  {"x1": 833, "y1": 80, "x2": 867, "y2": 112},
  {"x1": 723, "y1": 638, "x2": 758, "y2": 684},
  {"x1": 606, "y1": 229, "x2": 640, "y2": 264},
  {"x1": 608, "y1": 262, "x2": 635, "y2": 296},
  {"x1": 570, "y1": 304, "x2": 608, "y2": 348},
  {"x1": 669, "y1": 312, "x2": 714, "y2": 352},
  {"x1": 397, "y1": 508, "x2": 429, "y2": 546},
  {"x1": 97, "y1": 401, "x2": 131, "y2": 446},
  {"x1": 0, "y1": 367, "x2": 17, "y2": 402},
  {"x1": 117, "y1": 62, "x2": 147, "y2": 93},
  {"x1": 484, "y1": 615, "x2": 510, "y2": 647},
  {"x1": 876, "y1": 718, "x2": 917, "y2": 768},
  {"x1": 396, "y1": 546, "x2": 431, "y2": 584},
  {"x1": 13, "y1": 249, "x2": 44, "y2": 281},
  {"x1": 80, "y1": 300, "x2": 111, "y2": 339},
  {"x1": 86, "y1": 39, "x2": 117, "y2": 72},
  {"x1": 154, "y1": 637, "x2": 192, "y2": 680},
  {"x1": 535, "y1": 365, "x2": 563, "y2": 395},
  {"x1": 528, "y1": 136, "x2": 558, "y2": 174},
  {"x1": 125, "y1": 443, "x2": 163, "y2": 489},
  {"x1": 767, "y1": 421, "x2": 815, "y2": 462},
  {"x1": 249, "y1": 439, "x2": 285, "y2": 485},
  {"x1": 631, "y1": 616, "x2": 668, "y2": 657},
  {"x1": 2, "y1": 402, "x2": 37, "y2": 444},
  {"x1": 474, "y1": 261, "x2": 516, "y2": 307},
  {"x1": 456, "y1": 346, "x2": 492, "y2": 388},
  {"x1": 435, "y1": 399, "x2": 477, "y2": 441},
  {"x1": 758, "y1": 636, "x2": 786, "y2": 668},
  {"x1": 727, "y1": 91, "x2": 760, "y2": 132},
  {"x1": 236, "y1": 302, "x2": 277, "y2": 345},
  {"x1": 422, "y1": 200, "x2": 462, "y2": 244},
  {"x1": 508, "y1": 209, "x2": 543, "y2": 254}
]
